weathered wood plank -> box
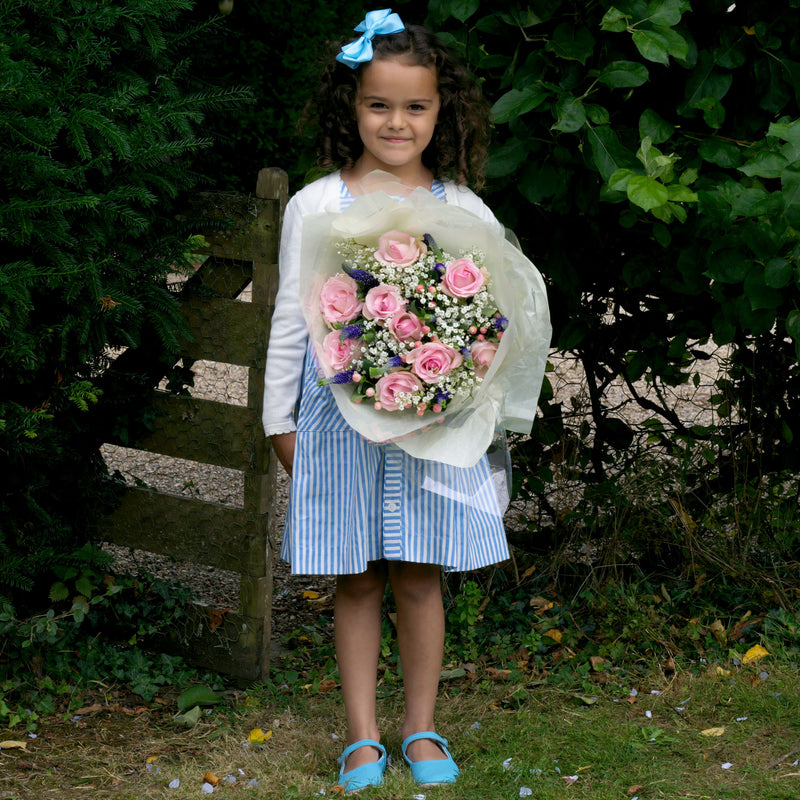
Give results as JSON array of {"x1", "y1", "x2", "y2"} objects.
[
  {"x1": 98, "y1": 486, "x2": 268, "y2": 574},
  {"x1": 112, "y1": 393, "x2": 265, "y2": 472},
  {"x1": 179, "y1": 297, "x2": 269, "y2": 368}
]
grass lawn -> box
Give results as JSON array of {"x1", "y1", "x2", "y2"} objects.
[{"x1": 2, "y1": 659, "x2": 798, "y2": 799}]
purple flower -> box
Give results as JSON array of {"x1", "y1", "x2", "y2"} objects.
[
  {"x1": 340, "y1": 323, "x2": 365, "y2": 340},
  {"x1": 386, "y1": 355, "x2": 404, "y2": 368},
  {"x1": 342, "y1": 262, "x2": 379, "y2": 288},
  {"x1": 319, "y1": 369, "x2": 355, "y2": 386},
  {"x1": 493, "y1": 316, "x2": 509, "y2": 331}
]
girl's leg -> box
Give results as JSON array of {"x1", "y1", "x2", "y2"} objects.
[
  {"x1": 335, "y1": 560, "x2": 388, "y2": 770},
  {"x1": 388, "y1": 561, "x2": 449, "y2": 762}
]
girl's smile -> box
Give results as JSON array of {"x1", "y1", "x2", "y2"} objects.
[{"x1": 350, "y1": 57, "x2": 440, "y2": 186}]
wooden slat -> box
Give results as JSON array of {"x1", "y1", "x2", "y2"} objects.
[
  {"x1": 98, "y1": 486, "x2": 268, "y2": 574},
  {"x1": 149, "y1": 605, "x2": 270, "y2": 683},
  {"x1": 179, "y1": 297, "x2": 270, "y2": 367},
  {"x1": 113, "y1": 393, "x2": 266, "y2": 471}
]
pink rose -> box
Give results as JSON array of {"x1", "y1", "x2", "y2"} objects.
[
  {"x1": 388, "y1": 310, "x2": 424, "y2": 342},
  {"x1": 322, "y1": 330, "x2": 363, "y2": 371},
  {"x1": 374, "y1": 371, "x2": 423, "y2": 411},
  {"x1": 363, "y1": 283, "x2": 406, "y2": 320},
  {"x1": 319, "y1": 273, "x2": 362, "y2": 325},
  {"x1": 470, "y1": 340, "x2": 498, "y2": 378},
  {"x1": 374, "y1": 230, "x2": 424, "y2": 268},
  {"x1": 440, "y1": 258, "x2": 487, "y2": 298},
  {"x1": 406, "y1": 341, "x2": 463, "y2": 383}
]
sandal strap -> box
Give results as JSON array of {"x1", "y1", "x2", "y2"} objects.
[
  {"x1": 401, "y1": 731, "x2": 449, "y2": 758},
  {"x1": 338, "y1": 738, "x2": 386, "y2": 765}
]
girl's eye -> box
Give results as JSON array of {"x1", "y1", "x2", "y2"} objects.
[{"x1": 370, "y1": 102, "x2": 387, "y2": 109}]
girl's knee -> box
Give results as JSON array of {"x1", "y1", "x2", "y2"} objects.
[{"x1": 389, "y1": 562, "x2": 442, "y2": 606}]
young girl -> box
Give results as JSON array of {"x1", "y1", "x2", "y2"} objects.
[{"x1": 263, "y1": 9, "x2": 510, "y2": 792}]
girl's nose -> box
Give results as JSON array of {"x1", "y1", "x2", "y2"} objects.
[{"x1": 388, "y1": 109, "x2": 406, "y2": 130}]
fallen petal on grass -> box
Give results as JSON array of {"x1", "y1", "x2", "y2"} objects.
[
  {"x1": 721, "y1": 762, "x2": 733, "y2": 770},
  {"x1": 563, "y1": 775, "x2": 579, "y2": 784},
  {"x1": 168, "y1": 778, "x2": 180, "y2": 788},
  {"x1": 701, "y1": 727, "x2": 726, "y2": 737},
  {"x1": 519, "y1": 788, "x2": 533, "y2": 797}
]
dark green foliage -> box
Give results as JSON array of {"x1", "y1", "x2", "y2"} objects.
[
  {"x1": 428, "y1": 0, "x2": 800, "y2": 587},
  {"x1": 184, "y1": 0, "x2": 430, "y2": 192},
  {"x1": 0, "y1": 0, "x2": 249, "y2": 597}
]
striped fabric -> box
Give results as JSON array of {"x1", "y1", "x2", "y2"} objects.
[{"x1": 280, "y1": 178, "x2": 509, "y2": 575}]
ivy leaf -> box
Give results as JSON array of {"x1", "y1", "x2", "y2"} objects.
[
  {"x1": 597, "y1": 60, "x2": 650, "y2": 88},
  {"x1": 491, "y1": 86, "x2": 548, "y2": 124},
  {"x1": 552, "y1": 95, "x2": 586, "y2": 132},
  {"x1": 626, "y1": 175, "x2": 669, "y2": 210}
]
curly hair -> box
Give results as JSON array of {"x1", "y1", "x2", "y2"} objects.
[{"x1": 309, "y1": 24, "x2": 491, "y2": 189}]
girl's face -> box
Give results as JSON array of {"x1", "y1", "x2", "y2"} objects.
[{"x1": 353, "y1": 56, "x2": 440, "y2": 181}]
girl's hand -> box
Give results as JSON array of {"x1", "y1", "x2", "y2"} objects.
[{"x1": 270, "y1": 432, "x2": 296, "y2": 477}]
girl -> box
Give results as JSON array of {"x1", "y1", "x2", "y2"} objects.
[{"x1": 263, "y1": 9, "x2": 510, "y2": 792}]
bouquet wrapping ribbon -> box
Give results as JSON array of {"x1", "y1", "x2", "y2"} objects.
[{"x1": 300, "y1": 187, "x2": 551, "y2": 468}]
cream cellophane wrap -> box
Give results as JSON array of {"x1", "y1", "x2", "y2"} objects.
[{"x1": 300, "y1": 186, "x2": 551, "y2": 468}]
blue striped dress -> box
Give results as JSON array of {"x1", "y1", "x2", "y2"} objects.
[{"x1": 280, "y1": 179, "x2": 509, "y2": 575}]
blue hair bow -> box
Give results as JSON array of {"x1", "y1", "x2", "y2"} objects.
[{"x1": 336, "y1": 8, "x2": 405, "y2": 69}]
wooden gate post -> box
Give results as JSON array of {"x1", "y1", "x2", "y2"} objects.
[{"x1": 97, "y1": 168, "x2": 288, "y2": 683}]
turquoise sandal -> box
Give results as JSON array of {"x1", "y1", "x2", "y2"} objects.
[
  {"x1": 337, "y1": 739, "x2": 386, "y2": 794},
  {"x1": 401, "y1": 731, "x2": 459, "y2": 785}
]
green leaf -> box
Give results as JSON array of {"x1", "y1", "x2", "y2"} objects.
[
  {"x1": 693, "y1": 96, "x2": 725, "y2": 129},
  {"x1": 552, "y1": 96, "x2": 586, "y2": 132},
  {"x1": 600, "y1": 7, "x2": 629, "y2": 32},
  {"x1": 49, "y1": 582, "x2": 69, "y2": 603},
  {"x1": 585, "y1": 104, "x2": 610, "y2": 124},
  {"x1": 639, "y1": 109, "x2": 674, "y2": 144},
  {"x1": 609, "y1": 168, "x2": 637, "y2": 192},
  {"x1": 434, "y1": 0, "x2": 479, "y2": 22},
  {"x1": 597, "y1": 61, "x2": 649, "y2": 88},
  {"x1": 626, "y1": 175, "x2": 669, "y2": 210},
  {"x1": 698, "y1": 139, "x2": 742, "y2": 168},
  {"x1": 739, "y1": 152, "x2": 789, "y2": 179},
  {"x1": 486, "y1": 138, "x2": 528, "y2": 178},
  {"x1": 547, "y1": 23, "x2": 595, "y2": 64},
  {"x1": 646, "y1": 0, "x2": 690, "y2": 27},
  {"x1": 174, "y1": 705, "x2": 203, "y2": 728},
  {"x1": 491, "y1": 86, "x2": 548, "y2": 124},
  {"x1": 587, "y1": 125, "x2": 639, "y2": 180},
  {"x1": 667, "y1": 184, "x2": 698, "y2": 202},
  {"x1": 744, "y1": 268, "x2": 783, "y2": 311},
  {"x1": 787, "y1": 310, "x2": 800, "y2": 340},
  {"x1": 177, "y1": 686, "x2": 222, "y2": 712},
  {"x1": 632, "y1": 29, "x2": 670, "y2": 65}
]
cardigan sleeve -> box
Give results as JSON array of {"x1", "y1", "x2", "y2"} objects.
[{"x1": 261, "y1": 194, "x2": 308, "y2": 436}]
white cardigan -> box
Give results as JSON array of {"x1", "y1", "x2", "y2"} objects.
[{"x1": 262, "y1": 171, "x2": 505, "y2": 436}]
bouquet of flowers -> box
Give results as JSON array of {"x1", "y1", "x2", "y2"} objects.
[
  {"x1": 317, "y1": 229, "x2": 507, "y2": 416},
  {"x1": 300, "y1": 184, "x2": 550, "y2": 468}
]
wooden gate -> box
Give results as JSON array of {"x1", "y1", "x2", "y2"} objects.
[{"x1": 96, "y1": 168, "x2": 288, "y2": 683}]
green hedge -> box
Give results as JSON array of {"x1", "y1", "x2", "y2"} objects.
[{"x1": 0, "y1": 0, "x2": 248, "y2": 597}]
